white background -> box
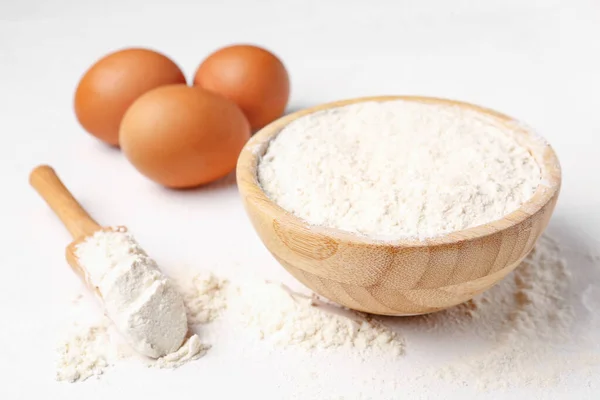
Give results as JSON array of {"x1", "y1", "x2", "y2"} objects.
[{"x1": 1, "y1": 0, "x2": 599, "y2": 399}]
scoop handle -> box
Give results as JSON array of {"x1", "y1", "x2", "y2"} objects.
[{"x1": 29, "y1": 165, "x2": 100, "y2": 239}]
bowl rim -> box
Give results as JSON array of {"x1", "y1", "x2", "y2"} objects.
[{"x1": 236, "y1": 95, "x2": 562, "y2": 247}]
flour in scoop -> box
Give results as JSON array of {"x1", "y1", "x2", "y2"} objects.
[
  {"x1": 150, "y1": 335, "x2": 209, "y2": 369},
  {"x1": 57, "y1": 235, "x2": 596, "y2": 387},
  {"x1": 55, "y1": 269, "x2": 229, "y2": 381},
  {"x1": 258, "y1": 100, "x2": 541, "y2": 239},
  {"x1": 74, "y1": 227, "x2": 188, "y2": 359}
]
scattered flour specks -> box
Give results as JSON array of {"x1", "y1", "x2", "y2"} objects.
[
  {"x1": 150, "y1": 334, "x2": 209, "y2": 369},
  {"x1": 55, "y1": 317, "x2": 112, "y2": 382},
  {"x1": 178, "y1": 271, "x2": 229, "y2": 324},
  {"x1": 233, "y1": 281, "x2": 404, "y2": 357},
  {"x1": 409, "y1": 235, "x2": 581, "y2": 389},
  {"x1": 55, "y1": 235, "x2": 599, "y2": 390},
  {"x1": 56, "y1": 270, "x2": 229, "y2": 381}
]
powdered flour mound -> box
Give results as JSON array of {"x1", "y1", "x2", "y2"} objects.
[
  {"x1": 74, "y1": 228, "x2": 188, "y2": 358},
  {"x1": 56, "y1": 270, "x2": 229, "y2": 381},
  {"x1": 57, "y1": 235, "x2": 597, "y2": 389},
  {"x1": 258, "y1": 100, "x2": 541, "y2": 240},
  {"x1": 55, "y1": 317, "x2": 112, "y2": 382},
  {"x1": 232, "y1": 281, "x2": 404, "y2": 357},
  {"x1": 177, "y1": 271, "x2": 229, "y2": 324}
]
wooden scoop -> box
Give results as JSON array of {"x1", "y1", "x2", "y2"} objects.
[
  {"x1": 31, "y1": 165, "x2": 190, "y2": 359},
  {"x1": 29, "y1": 165, "x2": 112, "y2": 292}
]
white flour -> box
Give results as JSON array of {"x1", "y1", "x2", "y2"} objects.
[
  {"x1": 149, "y1": 272, "x2": 229, "y2": 369},
  {"x1": 75, "y1": 228, "x2": 188, "y2": 359},
  {"x1": 177, "y1": 271, "x2": 229, "y2": 324},
  {"x1": 409, "y1": 235, "x2": 578, "y2": 388},
  {"x1": 58, "y1": 234, "x2": 596, "y2": 390},
  {"x1": 56, "y1": 269, "x2": 228, "y2": 381},
  {"x1": 55, "y1": 318, "x2": 112, "y2": 382},
  {"x1": 258, "y1": 100, "x2": 541, "y2": 240},
  {"x1": 232, "y1": 281, "x2": 404, "y2": 357},
  {"x1": 151, "y1": 335, "x2": 209, "y2": 369}
]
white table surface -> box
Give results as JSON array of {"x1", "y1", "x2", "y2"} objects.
[{"x1": 1, "y1": 0, "x2": 599, "y2": 399}]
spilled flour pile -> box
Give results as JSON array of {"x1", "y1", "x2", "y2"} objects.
[
  {"x1": 412, "y1": 235, "x2": 578, "y2": 388},
  {"x1": 56, "y1": 271, "x2": 229, "y2": 382},
  {"x1": 149, "y1": 272, "x2": 231, "y2": 369},
  {"x1": 177, "y1": 271, "x2": 229, "y2": 324},
  {"x1": 232, "y1": 281, "x2": 404, "y2": 356},
  {"x1": 151, "y1": 335, "x2": 208, "y2": 369},
  {"x1": 57, "y1": 234, "x2": 597, "y2": 390},
  {"x1": 56, "y1": 318, "x2": 112, "y2": 382}
]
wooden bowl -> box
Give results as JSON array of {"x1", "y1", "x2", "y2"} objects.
[{"x1": 236, "y1": 96, "x2": 561, "y2": 316}]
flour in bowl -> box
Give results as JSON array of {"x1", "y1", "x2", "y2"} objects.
[{"x1": 258, "y1": 100, "x2": 541, "y2": 240}]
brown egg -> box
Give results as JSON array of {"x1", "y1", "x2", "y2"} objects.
[
  {"x1": 120, "y1": 85, "x2": 250, "y2": 188},
  {"x1": 74, "y1": 48, "x2": 186, "y2": 146},
  {"x1": 193, "y1": 44, "x2": 290, "y2": 131}
]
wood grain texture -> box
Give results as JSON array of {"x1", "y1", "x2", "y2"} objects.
[
  {"x1": 237, "y1": 96, "x2": 561, "y2": 316},
  {"x1": 30, "y1": 165, "x2": 103, "y2": 294},
  {"x1": 29, "y1": 165, "x2": 100, "y2": 239}
]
